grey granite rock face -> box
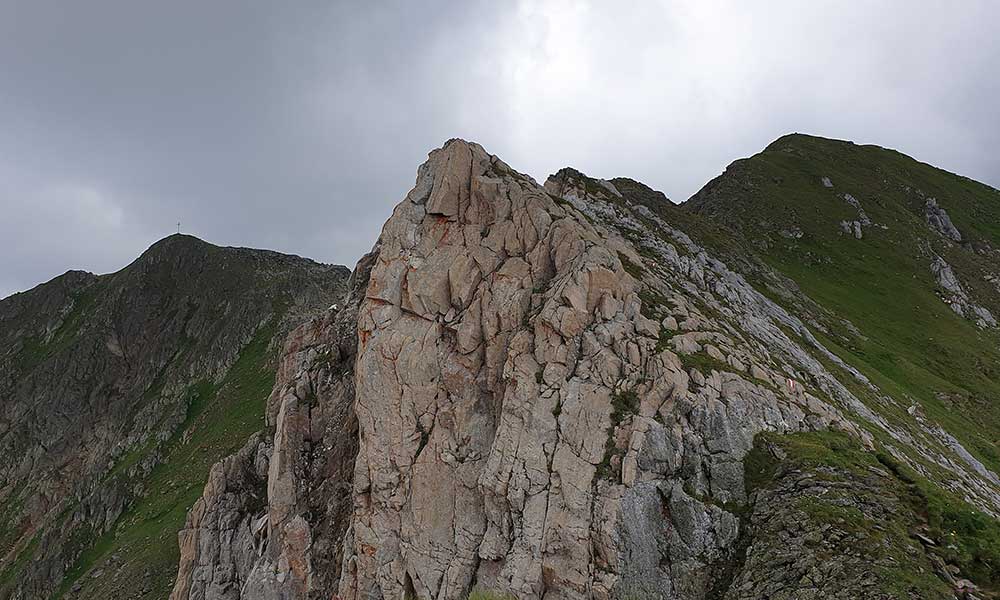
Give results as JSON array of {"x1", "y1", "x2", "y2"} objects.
[
  {"x1": 834, "y1": 195, "x2": 875, "y2": 240},
  {"x1": 840, "y1": 220, "x2": 864, "y2": 239},
  {"x1": 171, "y1": 432, "x2": 271, "y2": 600},
  {"x1": 333, "y1": 141, "x2": 870, "y2": 599},
  {"x1": 844, "y1": 193, "x2": 871, "y2": 225}
]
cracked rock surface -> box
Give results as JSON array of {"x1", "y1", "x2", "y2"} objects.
[{"x1": 336, "y1": 141, "x2": 868, "y2": 599}]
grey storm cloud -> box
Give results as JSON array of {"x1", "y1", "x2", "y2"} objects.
[{"x1": 2, "y1": 0, "x2": 999, "y2": 298}]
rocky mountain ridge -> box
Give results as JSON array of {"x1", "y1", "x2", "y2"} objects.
[
  {"x1": 5, "y1": 135, "x2": 1000, "y2": 599},
  {"x1": 169, "y1": 137, "x2": 1000, "y2": 600}
]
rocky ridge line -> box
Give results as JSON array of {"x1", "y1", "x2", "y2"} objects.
[{"x1": 171, "y1": 140, "x2": 1000, "y2": 600}]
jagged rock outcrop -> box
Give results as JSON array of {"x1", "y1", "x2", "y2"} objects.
[
  {"x1": 170, "y1": 432, "x2": 273, "y2": 600},
  {"x1": 930, "y1": 255, "x2": 997, "y2": 327},
  {"x1": 925, "y1": 197, "x2": 963, "y2": 243},
  {"x1": 207, "y1": 141, "x2": 863, "y2": 599},
  {"x1": 168, "y1": 139, "x2": 1000, "y2": 600}
]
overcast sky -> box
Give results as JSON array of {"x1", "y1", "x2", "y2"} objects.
[{"x1": 2, "y1": 1, "x2": 999, "y2": 299}]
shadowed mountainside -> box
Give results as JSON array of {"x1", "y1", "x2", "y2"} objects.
[{"x1": 0, "y1": 235, "x2": 349, "y2": 599}]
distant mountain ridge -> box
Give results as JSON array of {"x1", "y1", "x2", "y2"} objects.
[{"x1": 0, "y1": 234, "x2": 349, "y2": 599}]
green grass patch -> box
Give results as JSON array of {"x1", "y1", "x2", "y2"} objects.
[
  {"x1": 637, "y1": 288, "x2": 669, "y2": 320},
  {"x1": 597, "y1": 389, "x2": 640, "y2": 479},
  {"x1": 678, "y1": 350, "x2": 732, "y2": 377},
  {"x1": 654, "y1": 328, "x2": 675, "y2": 354},
  {"x1": 467, "y1": 587, "x2": 516, "y2": 600},
  {"x1": 878, "y1": 453, "x2": 1000, "y2": 586}
]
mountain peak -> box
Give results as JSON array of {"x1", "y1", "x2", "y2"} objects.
[
  {"x1": 544, "y1": 166, "x2": 622, "y2": 201},
  {"x1": 148, "y1": 232, "x2": 208, "y2": 248},
  {"x1": 764, "y1": 132, "x2": 856, "y2": 150},
  {"x1": 132, "y1": 233, "x2": 214, "y2": 267}
]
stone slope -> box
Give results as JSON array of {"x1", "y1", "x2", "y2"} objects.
[
  {"x1": 169, "y1": 139, "x2": 1000, "y2": 600},
  {"x1": 537, "y1": 164, "x2": 1000, "y2": 596},
  {"x1": 0, "y1": 235, "x2": 349, "y2": 599}
]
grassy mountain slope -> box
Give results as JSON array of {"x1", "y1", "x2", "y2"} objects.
[{"x1": 681, "y1": 134, "x2": 1000, "y2": 477}]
